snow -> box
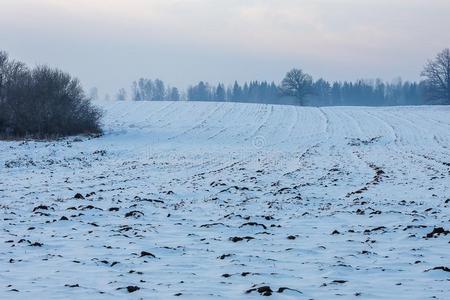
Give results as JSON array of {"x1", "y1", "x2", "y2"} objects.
[{"x1": 1, "y1": 101, "x2": 449, "y2": 299}]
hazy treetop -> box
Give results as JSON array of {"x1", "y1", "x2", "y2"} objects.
[{"x1": 1, "y1": 0, "x2": 449, "y2": 94}]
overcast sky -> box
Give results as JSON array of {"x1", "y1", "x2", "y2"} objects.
[{"x1": 1, "y1": 0, "x2": 449, "y2": 97}]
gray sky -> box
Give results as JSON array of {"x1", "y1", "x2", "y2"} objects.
[{"x1": 1, "y1": 0, "x2": 449, "y2": 97}]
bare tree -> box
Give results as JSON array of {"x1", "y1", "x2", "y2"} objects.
[
  {"x1": 421, "y1": 48, "x2": 450, "y2": 104},
  {"x1": 0, "y1": 51, "x2": 8, "y2": 103},
  {"x1": 0, "y1": 51, "x2": 9, "y2": 129},
  {"x1": 0, "y1": 50, "x2": 102, "y2": 138},
  {"x1": 116, "y1": 88, "x2": 127, "y2": 101},
  {"x1": 153, "y1": 79, "x2": 165, "y2": 101},
  {"x1": 281, "y1": 68, "x2": 313, "y2": 105}
]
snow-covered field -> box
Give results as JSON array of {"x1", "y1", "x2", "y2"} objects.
[{"x1": 1, "y1": 101, "x2": 449, "y2": 299}]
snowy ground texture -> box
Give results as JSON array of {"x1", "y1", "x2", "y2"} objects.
[{"x1": 1, "y1": 101, "x2": 449, "y2": 299}]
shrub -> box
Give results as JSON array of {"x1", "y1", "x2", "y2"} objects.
[{"x1": 0, "y1": 51, "x2": 102, "y2": 139}]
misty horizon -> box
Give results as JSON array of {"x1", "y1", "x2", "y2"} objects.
[{"x1": 1, "y1": 0, "x2": 450, "y2": 96}]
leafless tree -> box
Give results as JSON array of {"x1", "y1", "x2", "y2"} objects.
[
  {"x1": 0, "y1": 52, "x2": 8, "y2": 129},
  {"x1": 0, "y1": 50, "x2": 102, "y2": 138},
  {"x1": 280, "y1": 68, "x2": 313, "y2": 105},
  {"x1": 0, "y1": 51, "x2": 8, "y2": 104},
  {"x1": 421, "y1": 48, "x2": 450, "y2": 104},
  {"x1": 116, "y1": 88, "x2": 127, "y2": 101}
]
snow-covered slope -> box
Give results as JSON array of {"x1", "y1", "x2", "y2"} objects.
[{"x1": 1, "y1": 101, "x2": 449, "y2": 299}]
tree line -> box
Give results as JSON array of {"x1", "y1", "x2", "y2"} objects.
[
  {"x1": 0, "y1": 51, "x2": 102, "y2": 138},
  {"x1": 127, "y1": 48, "x2": 449, "y2": 106},
  {"x1": 131, "y1": 78, "x2": 180, "y2": 101},
  {"x1": 187, "y1": 81, "x2": 279, "y2": 103},
  {"x1": 130, "y1": 77, "x2": 425, "y2": 106},
  {"x1": 186, "y1": 78, "x2": 424, "y2": 106},
  {"x1": 128, "y1": 77, "x2": 425, "y2": 106}
]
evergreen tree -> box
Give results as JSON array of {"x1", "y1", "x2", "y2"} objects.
[
  {"x1": 215, "y1": 83, "x2": 226, "y2": 101},
  {"x1": 232, "y1": 81, "x2": 242, "y2": 101}
]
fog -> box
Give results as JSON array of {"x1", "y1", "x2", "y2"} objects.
[{"x1": 1, "y1": 0, "x2": 449, "y2": 96}]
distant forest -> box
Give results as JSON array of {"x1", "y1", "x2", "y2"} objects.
[
  {"x1": 186, "y1": 78, "x2": 424, "y2": 106},
  {"x1": 128, "y1": 77, "x2": 424, "y2": 106},
  {"x1": 121, "y1": 48, "x2": 450, "y2": 106}
]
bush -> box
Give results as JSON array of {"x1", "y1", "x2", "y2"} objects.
[{"x1": 0, "y1": 51, "x2": 102, "y2": 139}]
